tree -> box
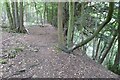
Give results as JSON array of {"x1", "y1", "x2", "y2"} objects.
[
  {"x1": 14, "y1": 2, "x2": 20, "y2": 30},
  {"x1": 43, "y1": 2, "x2": 46, "y2": 24},
  {"x1": 61, "y1": 2, "x2": 114, "y2": 53},
  {"x1": 67, "y1": 1, "x2": 74, "y2": 48},
  {"x1": 5, "y1": 0, "x2": 27, "y2": 33},
  {"x1": 58, "y1": 2, "x2": 65, "y2": 48},
  {"x1": 114, "y1": 1, "x2": 120, "y2": 66},
  {"x1": 5, "y1": 2, "x2": 14, "y2": 29},
  {"x1": 18, "y1": 1, "x2": 27, "y2": 33},
  {"x1": 99, "y1": 31, "x2": 117, "y2": 64},
  {"x1": 11, "y1": 2, "x2": 16, "y2": 29}
]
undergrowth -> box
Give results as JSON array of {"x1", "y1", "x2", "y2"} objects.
[{"x1": 107, "y1": 61, "x2": 120, "y2": 75}]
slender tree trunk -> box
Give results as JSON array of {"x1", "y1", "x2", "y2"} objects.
[
  {"x1": 114, "y1": 1, "x2": 120, "y2": 66},
  {"x1": 92, "y1": 38, "x2": 96, "y2": 59},
  {"x1": 101, "y1": 42, "x2": 107, "y2": 54},
  {"x1": 46, "y1": 3, "x2": 48, "y2": 23},
  {"x1": 108, "y1": 38, "x2": 117, "y2": 62},
  {"x1": 99, "y1": 32, "x2": 117, "y2": 64},
  {"x1": 14, "y1": 2, "x2": 20, "y2": 30},
  {"x1": 58, "y1": 2, "x2": 64, "y2": 48},
  {"x1": 94, "y1": 39, "x2": 101, "y2": 60},
  {"x1": 51, "y1": 3, "x2": 54, "y2": 24},
  {"x1": 43, "y1": 2, "x2": 46, "y2": 24},
  {"x1": 36, "y1": 12, "x2": 39, "y2": 24},
  {"x1": 11, "y1": 2, "x2": 16, "y2": 29},
  {"x1": 5, "y1": 2, "x2": 13, "y2": 29},
  {"x1": 67, "y1": 1, "x2": 74, "y2": 48},
  {"x1": 18, "y1": 1, "x2": 26, "y2": 33},
  {"x1": 19, "y1": 1, "x2": 23, "y2": 31},
  {"x1": 34, "y1": 2, "x2": 38, "y2": 24},
  {"x1": 40, "y1": 11, "x2": 43, "y2": 25},
  {"x1": 98, "y1": 42, "x2": 107, "y2": 61}
]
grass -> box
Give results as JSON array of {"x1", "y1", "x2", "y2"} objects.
[
  {"x1": 8, "y1": 47, "x2": 24, "y2": 58},
  {"x1": 14, "y1": 47, "x2": 24, "y2": 53},
  {"x1": 0, "y1": 58, "x2": 7, "y2": 64}
]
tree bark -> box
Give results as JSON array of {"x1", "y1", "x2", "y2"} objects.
[
  {"x1": 43, "y1": 2, "x2": 46, "y2": 24},
  {"x1": 58, "y1": 2, "x2": 65, "y2": 48},
  {"x1": 94, "y1": 39, "x2": 101, "y2": 60},
  {"x1": 51, "y1": 3, "x2": 54, "y2": 24},
  {"x1": 92, "y1": 38, "x2": 96, "y2": 60},
  {"x1": 34, "y1": 2, "x2": 38, "y2": 24},
  {"x1": 14, "y1": 2, "x2": 20, "y2": 30},
  {"x1": 67, "y1": 1, "x2": 74, "y2": 48},
  {"x1": 5, "y1": 2, "x2": 13, "y2": 29},
  {"x1": 18, "y1": 1, "x2": 27, "y2": 33},
  {"x1": 11, "y1": 2, "x2": 16, "y2": 29}
]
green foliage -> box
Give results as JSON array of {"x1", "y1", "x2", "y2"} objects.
[
  {"x1": 8, "y1": 47, "x2": 23, "y2": 58},
  {"x1": 107, "y1": 61, "x2": 120, "y2": 75},
  {"x1": 1, "y1": 1, "x2": 119, "y2": 75},
  {"x1": 0, "y1": 58, "x2": 7, "y2": 64},
  {"x1": 14, "y1": 47, "x2": 24, "y2": 53}
]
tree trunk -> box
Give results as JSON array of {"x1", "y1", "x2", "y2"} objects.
[
  {"x1": 43, "y1": 2, "x2": 46, "y2": 24},
  {"x1": 67, "y1": 1, "x2": 74, "y2": 48},
  {"x1": 109, "y1": 38, "x2": 117, "y2": 62},
  {"x1": 94, "y1": 39, "x2": 101, "y2": 60},
  {"x1": 58, "y1": 2, "x2": 65, "y2": 48},
  {"x1": 5, "y1": 2, "x2": 13, "y2": 29},
  {"x1": 51, "y1": 3, "x2": 54, "y2": 25},
  {"x1": 34, "y1": 2, "x2": 38, "y2": 24},
  {"x1": 92, "y1": 38, "x2": 96, "y2": 60},
  {"x1": 114, "y1": 1, "x2": 120, "y2": 66},
  {"x1": 14, "y1": 2, "x2": 20, "y2": 30},
  {"x1": 71, "y1": 2, "x2": 114, "y2": 52},
  {"x1": 99, "y1": 31, "x2": 117, "y2": 64},
  {"x1": 11, "y1": 2, "x2": 16, "y2": 29},
  {"x1": 98, "y1": 42, "x2": 107, "y2": 61},
  {"x1": 46, "y1": 3, "x2": 48, "y2": 23},
  {"x1": 19, "y1": 1, "x2": 27, "y2": 33}
]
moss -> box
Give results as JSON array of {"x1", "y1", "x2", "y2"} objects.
[
  {"x1": 14, "y1": 47, "x2": 23, "y2": 53},
  {"x1": 0, "y1": 59, "x2": 7, "y2": 64}
]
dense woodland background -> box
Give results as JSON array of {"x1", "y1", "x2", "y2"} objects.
[{"x1": 0, "y1": 1, "x2": 120, "y2": 76}]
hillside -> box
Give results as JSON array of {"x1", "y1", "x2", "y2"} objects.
[{"x1": 0, "y1": 25, "x2": 119, "y2": 78}]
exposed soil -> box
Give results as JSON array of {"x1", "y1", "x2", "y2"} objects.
[{"x1": 0, "y1": 24, "x2": 119, "y2": 78}]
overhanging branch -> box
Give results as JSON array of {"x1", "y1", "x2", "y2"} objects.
[{"x1": 70, "y1": 2, "x2": 114, "y2": 52}]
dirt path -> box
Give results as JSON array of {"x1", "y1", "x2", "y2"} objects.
[{"x1": 0, "y1": 24, "x2": 119, "y2": 78}]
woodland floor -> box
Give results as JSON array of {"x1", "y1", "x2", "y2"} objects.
[{"x1": 0, "y1": 24, "x2": 120, "y2": 78}]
